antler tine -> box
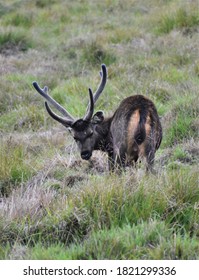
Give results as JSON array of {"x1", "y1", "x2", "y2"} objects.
[
  {"x1": 32, "y1": 81, "x2": 75, "y2": 122},
  {"x1": 93, "y1": 64, "x2": 107, "y2": 104},
  {"x1": 83, "y1": 88, "x2": 94, "y2": 121},
  {"x1": 45, "y1": 102, "x2": 74, "y2": 127}
]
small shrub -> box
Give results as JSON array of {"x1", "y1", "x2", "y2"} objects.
[
  {"x1": 157, "y1": 15, "x2": 176, "y2": 35},
  {"x1": 0, "y1": 30, "x2": 33, "y2": 55},
  {"x1": 81, "y1": 41, "x2": 117, "y2": 66}
]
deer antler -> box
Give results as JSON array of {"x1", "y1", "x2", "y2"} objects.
[
  {"x1": 32, "y1": 81, "x2": 75, "y2": 126},
  {"x1": 83, "y1": 88, "x2": 94, "y2": 121},
  {"x1": 32, "y1": 64, "x2": 107, "y2": 127},
  {"x1": 93, "y1": 64, "x2": 107, "y2": 104},
  {"x1": 44, "y1": 102, "x2": 74, "y2": 127},
  {"x1": 84, "y1": 64, "x2": 107, "y2": 120}
]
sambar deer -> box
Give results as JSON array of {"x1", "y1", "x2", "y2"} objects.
[{"x1": 32, "y1": 64, "x2": 162, "y2": 172}]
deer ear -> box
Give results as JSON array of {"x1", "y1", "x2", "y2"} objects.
[{"x1": 92, "y1": 111, "x2": 104, "y2": 124}]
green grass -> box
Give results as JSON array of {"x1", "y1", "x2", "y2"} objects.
[
  {"x1": 0, "y1": 0, "x2": 198, "y2": 260},
  {"x1": 0, "y1": 141, "x2": 33, "y2": 195},
  {"x1": 172, "y1": 146, "x2": 189, "y2": 162},
  {"x1": 81, "y1": 40, "x2": 117, "y2": 67},
  {"x1": 0, "y1": 29, "x2": 33, "y2": 53},
  {"x1": 155, "y1": 7, "x2": 199, "y2": 35},
  {"x1": 3, "y1": 12, "x2": 34, "y2": 28},
  {"x1": 0, "y1": 168, "x2": 198, "y2": 259},
  {"x1": 35, "y1": 0, "x2": 56, "y2": 8},
  {"x1": 162, "y1": 92, "x2": 198, "y2": 147},
  {"x1": 27, "y1": 221, "x2": 199, "y2": 260}
]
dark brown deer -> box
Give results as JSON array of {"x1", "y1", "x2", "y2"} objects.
[{"x1": 32, "y1": 64, "x2": 162, "y2": 172}]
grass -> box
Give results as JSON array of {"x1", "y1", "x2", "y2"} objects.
[
  {"x1": 154, "y1": 5, "x2": 199, "y2": 35},
  {"x1": 162, "y1": 91, "x2": 198, "y2": 147},
  {"x1": 0, "y1": 29, "x2": 33, "y2": 54},
  {"x1": 0, "y1": 138, "x2": 37, "y2": 196},
  {"x1": 0, "y1": 167, "x2": 198, "y2": 259},
  {"x1": 3, "y1": 12, "x2": 34, "y2": 28},
  {"x1": 0, "y1": 0, "x2": 198, "y2": 260},
  {"x1": 81, "y1": 40, "x2": 117, "y2": 66},
  {"x1": 27, "y1": 221, "x2": 199, "y2": 260}
]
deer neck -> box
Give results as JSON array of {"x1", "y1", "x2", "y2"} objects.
[{"x1": 94, "y1": 117, "x2": 113, "y2": 151}]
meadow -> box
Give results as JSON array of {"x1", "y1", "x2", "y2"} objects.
[{"x1": 0, "y1": 0, "x2": 198, "y2": 259}]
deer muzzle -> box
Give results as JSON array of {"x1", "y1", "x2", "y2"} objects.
[{"x1": 81, "y1": 151, "x2": 92, "y2": 160}]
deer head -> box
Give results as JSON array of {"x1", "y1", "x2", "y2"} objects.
[{"x1": 32, "y1": 64, "x2": 107, "y2": 160}]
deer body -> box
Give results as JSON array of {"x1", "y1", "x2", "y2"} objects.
[
  {"x1": 108, "y1": 95, "x2": 162, "y2": 171},
  {"x1": 33, "y1": 64, "x2": 162, "y2": 172}
]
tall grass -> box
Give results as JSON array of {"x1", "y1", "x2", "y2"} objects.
[
  {"x1": 155, "y1": 7, "x2": 199, "y2": 35},
  {"x1": 0, "y1": 29, "x2": 33, "y2": 53},
  {"x1": 0, "y1": 167, "x2": 198, "y2": 259},
  {"x1": 81, "y1": 40, "x2": 117, "y2": 67},
  {"x1": 0, "y1": 141, "x2": 33, "y2": 195}
]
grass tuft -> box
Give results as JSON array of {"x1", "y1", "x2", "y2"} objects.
[
  {"x1": 155, "y1": 7, "x2": 199, "y2": 35},
  {"x1": 163, "y1": 94, "x2": 198, "y2": 147},
  {"x1": 0, "y1": 141, "x2": 33, "y2": 195},
  {"x1": 4, "y1": 12, "x2": 34, "y2": 28},
  {"x1": 81, "y1": 40, "x2": 117, "y2": 66},
  {"x1": 0, "y1": 29, "x2": 33, "y2": 55}
]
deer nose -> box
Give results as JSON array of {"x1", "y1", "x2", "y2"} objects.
[{"x1": 81, "y1": 151, "x2": 92, "y2": 160}]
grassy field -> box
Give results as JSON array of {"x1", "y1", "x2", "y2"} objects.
[{"x1": 0, "y1": 0, "x2": 198, "y2": 259}]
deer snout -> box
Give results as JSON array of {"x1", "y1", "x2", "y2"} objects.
[{"x1": 81, "y1": 150, "x2": 92, "y2": 160}]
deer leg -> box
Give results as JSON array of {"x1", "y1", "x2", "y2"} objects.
[
  {"x1": 108, "y1": 152, "x2": 115, "y2": 172},
  {"x1": 131, "y1": 155, "x2": 139, "y2": 169},
  {"x1": 145, "y1": 144, "x2": 155, "y2": 173},
  {"x1": 114, "y1": 147, "x2": 127, "y2": 172},
  {"x1": 108, "y1": 150, "x2": 126, "y2": 172}
]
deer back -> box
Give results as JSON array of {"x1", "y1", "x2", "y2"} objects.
[{"x1": 110, "y1": 95, "x2": 162, "y2": 159}]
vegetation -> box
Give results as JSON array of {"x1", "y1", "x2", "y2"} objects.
[{"x1": 0, "y1": 0, "x2": 198, "y2": 260}]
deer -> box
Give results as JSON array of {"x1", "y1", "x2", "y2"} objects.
[{"x1": 32, "y1": 64, "x2": 162, "y2": 172}]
